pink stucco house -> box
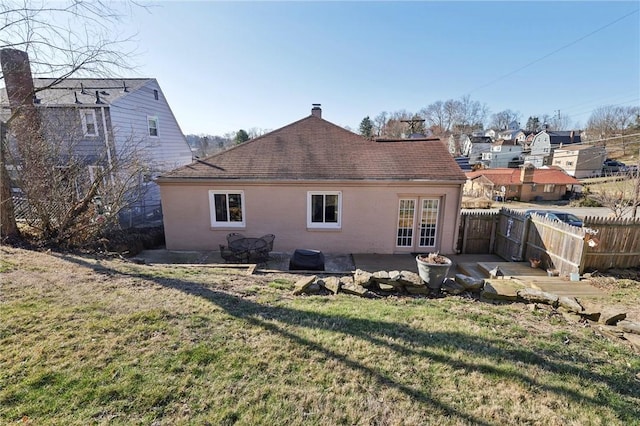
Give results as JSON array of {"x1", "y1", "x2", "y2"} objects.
[{"x1": 157, "y1": 106, "x2": 466, "y2": 254}]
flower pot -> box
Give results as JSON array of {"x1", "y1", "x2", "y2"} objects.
[{"x1": 416, "y1": 254, "x2": 452, "y2": 291}]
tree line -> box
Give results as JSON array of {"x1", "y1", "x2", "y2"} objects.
[{"x1": 357, "y1": 96, "x2": 639, "y2": 141}]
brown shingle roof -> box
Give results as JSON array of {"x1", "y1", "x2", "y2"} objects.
[{"x1": 159, "y1": 115, "x2": 467, "y2": 182}]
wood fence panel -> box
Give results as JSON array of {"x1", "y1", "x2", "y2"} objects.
[
  {"x1": 457, "y1": 210, "x2": 640, "y2": 273},
  {"x1": 524, "y1": 216, "x2": 585, "y2": 275},
  {"x1": 493, "y1": 208, "x2": 527, "y2": 261},
  {"x1": 582, "y1": 217, "x2": 640, "y2": 271},
  {"x1": 457, "y1": 211, "x2": 498, "y2": 254}
]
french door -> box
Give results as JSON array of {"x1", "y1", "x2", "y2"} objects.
[{"x1": 396, "y1": 198, "x2": 440, "y2": 251}]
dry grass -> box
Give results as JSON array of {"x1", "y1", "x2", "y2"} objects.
[{"x1": 1, "y1": 246, "x2": 639, "y2": 425}]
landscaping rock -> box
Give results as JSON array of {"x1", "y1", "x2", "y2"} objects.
[
  {"x1": 481, "y1": 279, "x2": 527, "y2": 301},
  {"x1": 623, "y1": 333, "x2": 640, "y2": 353},
  {"x1": 517, "y1": 288, "x2": 559, "y2": 307},
  {"x1": 558, "y1": 296, "x2": 583, "y2": 313},
  {"x1": 321, "y1": 277, "x2": 341, "y2": 294},
  {"x1": 405, "y1": 285, "x2": 429, "y2": 295},
  {"x1": 618, "y1": 320, "x2": 640, "y2": 335},
  {"x1": 341, "y1": 282, "x2": 369, "y2": 297},
  {"x1": 400, "y1": 270, "x2": 423, "y2": 286},
  {"x1": 455, "y1": 274, "x2": 484, "y2": 291},
  {"x1": 389, "y1": 270, "x2": 402, "y2": 282},
  {"x1": 442, "y1": 278, "x2": 465, "y2": 295},
  {"x1": 292, "y1": 275, "x2": 318, "y2": 295},
  {"x1": 378, "y1": 283, "x2": 397, "y2": 292},
  {"x1": 340, "y1": 276, "x2": 355, "y2": 287},
  {"x1": 598, "y1": 309, "x2": 627, "y2": 326},
  {"x1": 373, "y1": 271, "x2": 390, "y2": 283},
  {"x1": 354, "y1": 269, "x2": 373, "y2": 287}
]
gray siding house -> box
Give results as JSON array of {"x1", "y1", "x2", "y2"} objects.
[{"x1": 1, "y1": 49, "x2": 193, "y2": 226}]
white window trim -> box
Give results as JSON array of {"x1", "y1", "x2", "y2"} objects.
[
  {"x1": 80, "y1": 109, "x2": 98, "y2": 137},
  {"x1": 147, "y1": 116, "x2": 159, "y2": 138},
  {"x1": 307, "y1": 191, "x2": 342, "y2": 229},
  {"x1": 209, "y1": 190, "x2": 245, "y2": 228}
]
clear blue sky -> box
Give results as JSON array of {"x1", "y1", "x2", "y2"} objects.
[{"x1": 123, "y1": 1, "x2": 639, "y2": 135}]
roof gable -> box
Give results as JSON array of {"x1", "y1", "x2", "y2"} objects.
[{"x1": 161, "y1": 114, "x2": 467, "y2": 182}]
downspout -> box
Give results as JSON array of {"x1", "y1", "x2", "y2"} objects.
[{"x1": 100, "y1": 106, "x2": 115, "y2": 185}]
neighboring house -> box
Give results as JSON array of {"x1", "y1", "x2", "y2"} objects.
[
  {"x1": 484, "y1": 129, "x2": 497, "y2": 140},
  {"x1": 0, "y1": 49, "x2": 193, "y2": 226},
  {"x1": 463, "y1": 136, "x2": 493, "y2": 165},
  {"x1": 551, "y1": 145, "x2": 606, "y2": 179},
  {"x1": 497, "y1": 129, "x2": 527, "y2": 143},
  {"x1": 481, "y1": 139, "x2": 523, "y2": 168},
  {"x1": 157, "y1": 106, "x2": 467, "y2": 255},
  {"x1": 465, "y1": 164, "x2": 581, "y2": 202},
  {"x1": 525, "y1": 130, "x2": 581, "y2": 167}
]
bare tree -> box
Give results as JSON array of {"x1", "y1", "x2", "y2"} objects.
[
  {"x1": 489, "y1": 109, "x2": 521, "y2": 130},
  {"x1": 373, "y1": 111, "x2": 388, "y2": 137},
  {"x1": 586, "y1": 105, "x2": 640, "y2": 140},
  {"x1": 588, "y1": 166, "x2": 640, "y2": 218},
  {"x1": 455, "y1": 95, "x2": 488, "y2": 133},
  {"x1": 0, "y1": 1, "x2": 139, "y2": 243}
]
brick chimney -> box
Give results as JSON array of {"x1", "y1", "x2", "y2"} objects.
[
  {"x1": 1, "y1": 49, "x2": 37, "y2": 109},
  {"x1": 520, "y1": 163, "x2": 535, "y2": 183},
  {"x1": 311, "y1": 103, "x2": 322, "y2": 118}
]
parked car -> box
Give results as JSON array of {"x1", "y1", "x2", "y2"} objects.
[
  {"x1": 602, "y1": 159, "x2": 626, "y2": 175},
  {"x1": 524, "y1": 210, "x2": 583, "y2": 227}
]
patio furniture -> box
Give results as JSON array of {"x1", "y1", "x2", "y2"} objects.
[
  {"x1": 219, "y1": 244, "x2": 249, "y2": 263},
  {"x1": 226, "y1": 232, "x2": 245, "y2": 245},
  {"x1": 226, "y1": 235, "x2": 272, "y2": 263},
  {"x1": 259, "y1": 234, "x2": 275, "y2": 251}
]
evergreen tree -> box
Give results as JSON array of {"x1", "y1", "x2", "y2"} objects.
[
  {"x1": 359, "y1": 116, "x2": 374, "y2": 138},
  {"x1": 235, "y1": 129, "x2": 250, "y2": 144},
  {"x1": 526, "y1": 116, "x2": 541, "y2": 132}
]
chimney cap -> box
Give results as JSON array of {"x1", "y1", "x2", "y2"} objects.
[{"x1": 311, "y1": 103, "x2": 322, "y2": 118}]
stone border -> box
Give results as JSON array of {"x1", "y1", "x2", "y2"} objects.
[{"x1": 292, "y1": 270, "x2": 640, "y2": 353}]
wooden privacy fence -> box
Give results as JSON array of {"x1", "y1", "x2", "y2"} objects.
[
  {"x1": 582, "y1": 216, "x2": 640, "y2": 271},
  {"x1": 458, "y1": 209, "x2": 640, "y2": 275}
]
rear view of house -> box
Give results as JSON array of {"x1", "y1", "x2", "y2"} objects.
[{"x1": 158, "y1": 106, "x2": 467, "y2": 254}]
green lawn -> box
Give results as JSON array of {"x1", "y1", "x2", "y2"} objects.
[{"x1": 1, "y1": 246, "x2": 639, "y2": 425}]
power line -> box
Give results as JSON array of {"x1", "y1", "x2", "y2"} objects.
[{"x1": 467, "y1": 8, "x2": 639, "y2": 95}]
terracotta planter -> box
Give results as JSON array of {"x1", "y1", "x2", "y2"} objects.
[{"x1": 416, "y1": 254, "x2": 452, "y2": 291}]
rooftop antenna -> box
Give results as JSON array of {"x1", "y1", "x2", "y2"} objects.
[{"x1": 400, "y1": 117, "x2": 426, "y2": 135}]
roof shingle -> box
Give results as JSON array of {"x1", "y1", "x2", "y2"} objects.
[{"x1": 160, "y1": 114, "x2": 467, "y2": 182}]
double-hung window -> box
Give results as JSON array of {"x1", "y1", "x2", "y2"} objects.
[
  {"x1": 148, "y1": 116, "x2": 159, "y2": 137},
  {"x1": 81, "y1": 109, "x2": 98, "y2": 136},
  {"x1": 307, "y1": 191, "x2": 341, "y2": 229},
  {"x1": 209, "y1": 190, "x2": 245, "y2": 228}
]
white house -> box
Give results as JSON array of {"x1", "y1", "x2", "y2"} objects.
[
  {"x1": 481, "y1": 139, "x2": 523, "y2": 168},
  {"x1": 525, "y1": 130, "x2": 581, "y2": 167}
]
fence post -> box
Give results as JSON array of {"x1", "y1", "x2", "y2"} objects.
[{"x1": 461, "y1": 213, "x2": 469, "y2": 254}]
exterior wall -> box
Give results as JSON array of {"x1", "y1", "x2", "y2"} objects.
[
  {"x1": 39, "y1": 106, "x2": 113, "y2": 164},
  {"x1": 552, "y1": 146, "x2": 606, "y2": 178},
  {"x1": 110, "y1": 80, "x2": 192, "y2": 205},
  {"x1": 519, "y1": 183, "x2": 566, "y2": 202},
  {"x1": 160, "y1": 180, "x2": 463, "y2": 255},
  {"x1": 110, "y1": 79, "x2": 192, "y2": 173},
  {"x1": 530, "y1": 132, "x2": 551, "y2": 157},
  {"x1": 485, "y1": 145, "x2": 523, "y2": 168}
]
